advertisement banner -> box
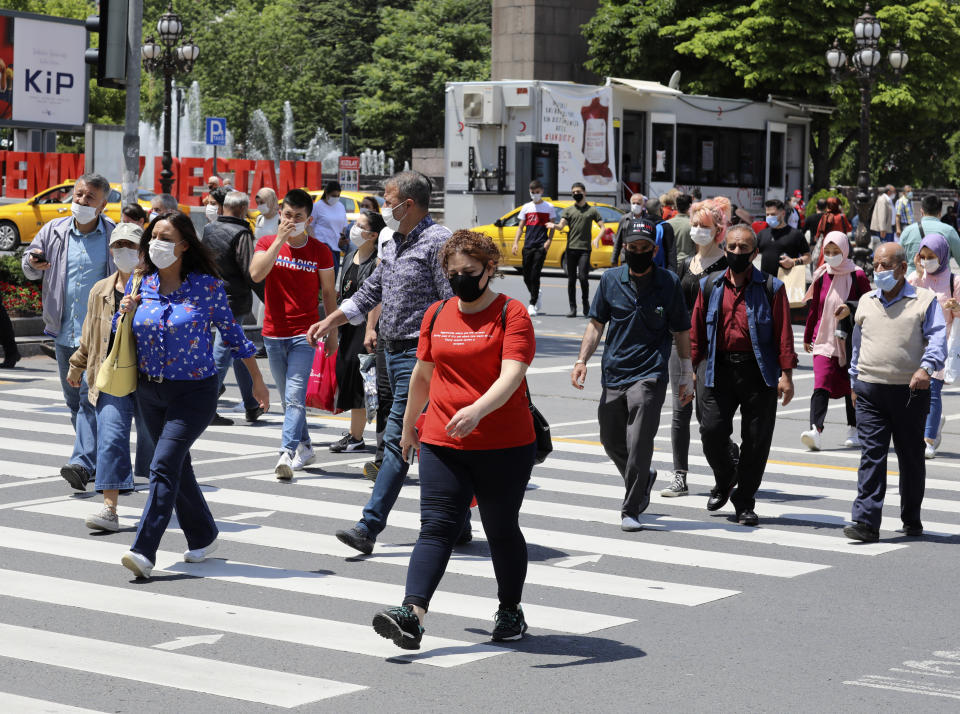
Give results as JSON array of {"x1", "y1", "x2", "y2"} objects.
[
  {"x1": 338, "y1": 156, "x2": 360, "y2": 191},
  {"x1": 1, "y1": 12, "x2": 87, "y2": 129},
  {"x1": 540, "y1": 84, "x2": 617, "y2": 195}
]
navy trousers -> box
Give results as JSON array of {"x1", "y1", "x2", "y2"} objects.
[{"x1": 851, "y1": 380, "x2": 928, "y2": 530}]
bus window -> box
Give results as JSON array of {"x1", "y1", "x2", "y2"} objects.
[
  {"x1": 651, "y1": 123, "x2": 674, "y2": 183},
  {"x1": 768, "y1": 132, "x2": 785, "y2": 188},
  {"x1": 677, "y1": 127, "x2": 695, "y2": 184},
  {"x1": 677, "y1": 124, "x2": 765, "y2": 188}
]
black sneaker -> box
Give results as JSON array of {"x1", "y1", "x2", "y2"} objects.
[
  {"x1": 843, "y1": 522, "x2": 880, "y2": 542},
  {"x1": 210, "y1": 414, "x2": 234, "y2": 426},
  {"x1": 330, "y1": 434, "x2": 365, "y2": 453},
  {"x1": 372, "y1": 605, "x2": 423, "y2": 650},
  {"x1": 491, "y1": 605, "x2": 528, "y2": 642},
  {"x1": 245, "y1": 406, "x2": 264, "y2": 423},
  {"x1": 661, "y1": 471, "x2": 688, "y2": 497},
  {"x1": 336, "y1": 526, "x2": 375, "y2": 555},
  {"x1": 60, "y1": 463, "x2": 91, "y2": 491},
  {"x1": 362, "y1": 461, "x2": 379, "y2": 482}
]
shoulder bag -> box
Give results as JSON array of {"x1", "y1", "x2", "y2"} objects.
[{"x1": 95, "y1": 273, "x2": 143, "y2": 397}]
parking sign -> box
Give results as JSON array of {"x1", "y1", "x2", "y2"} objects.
[{"x1": 205, "y1": 117, "x2": 227, "y2": 146}]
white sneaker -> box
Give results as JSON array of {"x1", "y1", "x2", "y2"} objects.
[
  {"x1": 527, "y1": 303, "x2": 537, "y2": 316},
  {"x1": 292, "y1": 442, "x2": 315, "y2": 470},
  {"x1": 121, "y1": 550, "x2": 154, "y2": 578},
  {"x1": 275, "y1": 450, "x2": 294, "y2": 480},
  {"x1": 85, "y1": 506, "x2": 119, "y2": 532},
  {"x1": 536, "y1": 291, "x2": 543, "y2": 312},
  {"x1": 925, "y1": 442, "x2": 936, "y2": 460},
  {"x1": 621, "y1": 515, "x2": 642, "y2": 532},
  {"x1": 935, "y1": 416, "x2": 946, "y2": 449},
  {"x1": 184, "y1": 538, "x2": 218, "y2": 563},
  {"x1": 844, "y1": 426, "x2": 860, "y2": 447},
  {"x1": 800, "y1": 426, "x2": 822, "y2": 451}
]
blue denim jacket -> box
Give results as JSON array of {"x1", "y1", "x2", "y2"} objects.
[{"x1": 700, "y1": 267, "x2": 782, "y2": 388}]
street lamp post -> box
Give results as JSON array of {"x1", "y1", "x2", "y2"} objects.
[
  {"x1": 141, "y1": 4, "x2": 199, "y2": 195},
  {"x1": 825, "y1": 3, "x2": 908, "y2": 238}
]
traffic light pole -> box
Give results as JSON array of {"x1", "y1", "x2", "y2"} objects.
[{"x1": 121, "y1": 0, "x2": 142, "y2": 207}]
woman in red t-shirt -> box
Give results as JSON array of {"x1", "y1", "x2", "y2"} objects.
[{"x1": 371, "y1": 230, "x2": 537, "y2": 650}]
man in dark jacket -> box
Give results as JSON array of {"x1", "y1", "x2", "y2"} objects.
[{"x1": 203, "y1": 189, "x2": 263, "y2": 423}]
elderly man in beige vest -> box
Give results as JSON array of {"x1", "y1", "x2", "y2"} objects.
[{"x1": 844, "y1": 243, "x2": 946, "y2": 542}]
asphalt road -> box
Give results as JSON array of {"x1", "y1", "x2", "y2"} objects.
[{"x1": 1, "y1": 270, "x2": 959, "y2": 712}]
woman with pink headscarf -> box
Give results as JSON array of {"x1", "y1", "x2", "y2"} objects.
[
  {"x1": 800, "y1": 231, "x2": 871, "y2": 451},
  {"x1": 908, "y1": 232, "x2": 960, "y2": 458}
]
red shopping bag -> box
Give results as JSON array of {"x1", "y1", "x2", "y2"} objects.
[{"x1": 305, "y1": 344, "x2": 342, "y2": 413}]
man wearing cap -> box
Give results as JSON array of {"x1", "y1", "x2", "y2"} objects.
[{"x1": 571, "y1": 217, "x2": 692, "y2": 531}]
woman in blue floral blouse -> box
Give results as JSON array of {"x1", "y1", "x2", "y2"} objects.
[{"x1": 118, "y1": 212, "x2": 270, "y2": 579}]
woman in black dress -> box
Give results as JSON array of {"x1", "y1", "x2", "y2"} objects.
[
  {"x1": 662, "y1": 198, "x2": 730, "y2": 497},
  {"x1": 330, "y1": 209, "x2": 386, "y2": 452}
]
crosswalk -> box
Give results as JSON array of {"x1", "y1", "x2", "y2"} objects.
[{"x1": 0, "y1": 357, "x2": 959, "y2": 709}]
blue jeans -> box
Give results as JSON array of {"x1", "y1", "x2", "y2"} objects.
[
  {"x1": 213, "y1": 318, "x2": 258, "y2": 410},
  {"x1": 925, "y1": 378, "x2": 944, "y2": 440},
  {"x1": 132, "y1": 375, "x2": 219, "y2": 564},
  {"x1": 356, "y1": 346, "x2": 417, "y2": 539},
  {"x1": 264, "y1": 336, "x2": 314, "y2": 454},
  {"x1": 55, "y1": 343, "x2": 97, "y2": 474},
  {"x1": 94, "y1": 393, "x2": 138, "y2": 492}
]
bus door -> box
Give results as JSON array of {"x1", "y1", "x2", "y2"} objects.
[{"x1": 765, "y1": 121, "x2": 786, "y2": 201}]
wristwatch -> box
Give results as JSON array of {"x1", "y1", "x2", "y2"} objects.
[
  {"x1": 574, "y1": 359, "x2": 586, "y2": 366},
  {"x1": 923, "y1": 365, "x2": 935, "y2": 377}
]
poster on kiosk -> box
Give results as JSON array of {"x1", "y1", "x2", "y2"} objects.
[{"x1": 540, "y1": 85, "x2": 617, "y2": 195}]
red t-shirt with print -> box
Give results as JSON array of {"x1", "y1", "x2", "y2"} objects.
[
  {"x1": 417, "y1": 294, "x2": 536, "y2": 450},
  {"x1": 255, "y1": 235, "x2": 334, "y2": 337}
]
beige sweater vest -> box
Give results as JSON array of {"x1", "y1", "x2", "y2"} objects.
[{"x1": 854, "y1": 286, "x2": 937, "y2": 385}]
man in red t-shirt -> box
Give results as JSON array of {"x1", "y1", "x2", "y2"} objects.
[{"x1": 249, "y1": 188, "x2": 338, "y2": 479}]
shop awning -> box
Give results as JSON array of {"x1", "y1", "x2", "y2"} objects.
[{"x1": 605, "y1": 77, "x2": 682, "y2": 97}]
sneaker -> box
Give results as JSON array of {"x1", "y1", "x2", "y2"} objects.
[
  {"x1": 535, "y1": 291, "x2": 543, "y2": 313},
  {"x1": 621, "y1": 515, "x2": 642, "y2": 532},
  {"x1": 336, "y1": 526, "x2": 375, "y2": 555},
  {"x1": 925, "y1": 442, "x2": 936, "y2": 460},
  {"x1": 362, "y1": 461, "x2": 379, "y2": 482},
  {"x1": 661, "y1": 471, "x2": 688, "y2": 497},
  {"x1": 60, "y1": 463, "x2": 91, "y2": 491},
  {"x1": 275, "y1": 451, "x2": 294, "y2": 481},
  {"x1": 292, "y1": 442, "x2": 316, "y2": 470},
  {"x1": 800, "y1": 426, "x2": 822, "y2": 451},
  {"x1": 565, "y1": 308, "x2": 577, "y2": 318},
  {"x1": 372, "y1": 605, "x2": 423, "y2": 650},
  {"x1": 843, "y1": 521, "x2": 880, "y2": 543},
  {"x1": 184, "y1": 538, "x2": 218, "y2": 563},
  {"x1": 244, "y1": 406, "x2": 264, "y2": 423},
  {"x1": 210, "y1": 414, "x2": 234, "y2": 426},
  {"x1": 85, "y1": 506, "x2": 119, "y2": 532},
  {"x1": 491, "y1": 605, "x2": 528, "y2": 642},
  {"x1": 121, "y1": 550, "x2": 154, "y2": 578},
  {"x1": 527, "y1": 303, "x2": 537, "y2": 316},
  {"x1": 935, "y1": 415, "x2": 946, "y2": 450},
  {"x1": 582, "y1": 303, "x2": 590, "y2": 317},
  {"x1": 330, "y1": 433, "x2": 365, "y2": 453},
  {"x1": 844, "y1": 426, "x2": 860, "y2": 447}
]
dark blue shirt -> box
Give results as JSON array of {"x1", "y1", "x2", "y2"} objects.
[{"x1": 589, "y1": 265, "x2": 690, "y2": 388}]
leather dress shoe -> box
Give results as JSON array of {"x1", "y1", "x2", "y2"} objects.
[
  {"x1": 707, "y1": 483, "x2": 735, "y2": 511},
  {"x1": 737, "y1": 510, "x2": 759, "y2": 527},
  {"x1": 843, "y1": 521, "x2": 880, "y2": 542},
  {"x1": 897, "y1": 523, "x2": 923, "y2": 537}
]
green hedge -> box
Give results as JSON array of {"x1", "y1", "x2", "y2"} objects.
[
  {"x1": 0, "y1": 249, "x2": 37, "y2": 287},
  {"x1": 805, "y1": 190, "x2": 852, "y2": 217}
]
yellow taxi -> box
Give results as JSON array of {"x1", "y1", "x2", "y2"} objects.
[
  {"x1": 0, "y1": 181, "x2": 188, "y2": 251},
  {"x1": 474, "y1": 200, "x2": 624, "y2": 271}
]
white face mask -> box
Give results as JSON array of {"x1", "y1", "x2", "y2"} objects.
[
  {"x1": 71, "y1": 202, "x2": 98, "y2": 225},
  {"x1": 292, "y1": 221, "x2": 308, "y2": 236},
  {"x1": 149, "y1": 239, "x2": 179, "y2": 269},
  {"x1": 690, "y1": 226, "x2": 714, "y2": 246},
  {"x1": 630, "y1": 203, "x2": 644, "y2": 215},
  {"x1": 922, "y1": 257, "x2": 940, "y2": 274},
  {"x1": 349, "y1": 224, "x2": 367, "y2": 244},
  {"x1": 530, "y1": 192, "x2": 543, "y2": 203},
  {"x1": 324, "y1": 195, "x2": 339, "y2": 206},
  {"x1": 824, "y1": 253, "x2": 844, "y2": 268},
  {"x1": 111, "y1": 247, "x2": 140, "y2": 273},
  {"x1": 205, "y1": 203, "x2": 219, "y2": 221},
  {"x1": 149, "y1": 211, "x2": 159, "y2": 222},
  {"x1": 384, "y1": 201, "x2": 407, "y2": 232}
]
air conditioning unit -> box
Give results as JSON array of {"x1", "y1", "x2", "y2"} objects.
[{"x1": 462, "y1": 85, "x2": 502, "y2": 125}]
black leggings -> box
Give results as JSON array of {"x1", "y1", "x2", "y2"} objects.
[
  {"x1": 810, "y1": 388, "x2": 856, "y2": 431},
  {"x1": 403, "y1": 441, "x2": 535, "y2": 611},
  {"x1": 566, "y1": 249, "x2": 591, "y2": 309}
]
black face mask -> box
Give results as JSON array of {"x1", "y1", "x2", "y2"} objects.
[
  {"x1": 625, "y1": 249, "x2": 654, "y2": 273},
  {"x1": 449, "y1": 270, "x2": 489, "y2": 302},
  {"x1": 725, "y1": 250, "x2": 754, "y2": 274},
  {"x1": 572, "y1": 193, "x2": 584, "y2": 202}
]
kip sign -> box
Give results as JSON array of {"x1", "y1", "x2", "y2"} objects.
[{"x1": 1, "y1": 11, "x2": 88, "y2": 130}]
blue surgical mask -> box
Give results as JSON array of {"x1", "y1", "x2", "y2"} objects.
[
  {"x1": 906, "y1": 191, "x2": 913, "y2": 200},
  {"x1": 874, "y1": 268, "x2": 899, "y2": 292},
  {"x1": 765, "y1": 215, "x2": 780, "y2": 228}
]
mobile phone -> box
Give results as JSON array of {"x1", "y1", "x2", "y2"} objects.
[
  {"x1": 31, "y1": 251, "x2": 46, "y2": 263},
  {"x1": 405, "y1": 447, "x2": 416, "y2": 465}
]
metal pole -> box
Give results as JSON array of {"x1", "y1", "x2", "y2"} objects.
[
  {"x1": 121, "y1": 0, "x2": 142, "y2": 206},
  {"x1": 159, "y1": 67, "x2": 174, "y2": 195},
  {"x1": 856, "y1": 78, "x2": 871, "y2": 237},
  {"x1": 213, "y1": 145, "x2": 218, "y2": 176},
  {"x1": 175, "y1": 86, "x2": 182, "y2": 158}
]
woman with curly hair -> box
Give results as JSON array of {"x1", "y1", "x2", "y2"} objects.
[{"x1": 372, "y1": 230, "x2": 537, "y2": 649}]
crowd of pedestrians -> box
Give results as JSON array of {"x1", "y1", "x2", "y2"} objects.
[{"x1": 15, "y1": 169, "x2": 954, "y2": 648}]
